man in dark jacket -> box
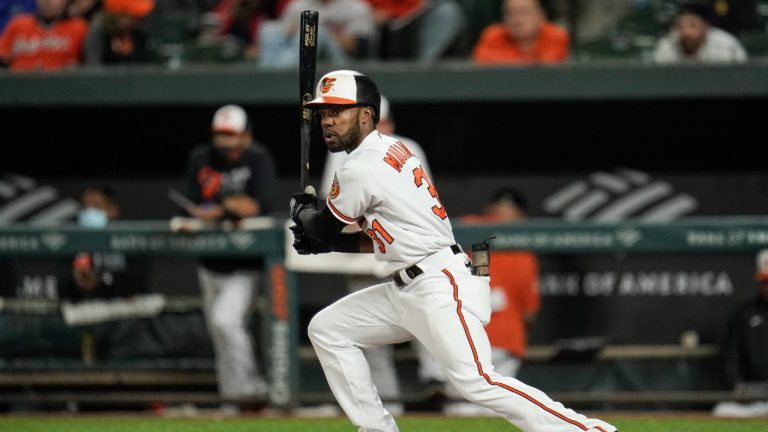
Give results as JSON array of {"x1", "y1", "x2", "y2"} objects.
[{"x1": 181, "y1": 104, "x2": 276, "y2": 414}]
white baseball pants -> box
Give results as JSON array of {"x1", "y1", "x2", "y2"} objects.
[
  {"x1": 308, "y1": 247, "x2": 616, "y2": 432},
  {"x1": 198, "y1": 267, "x2": 267, "y2": 401}
]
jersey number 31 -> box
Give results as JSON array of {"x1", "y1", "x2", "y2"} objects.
[
  {"x1": 366, "y1": 165, "x2": 447, "y2": 254},
  {"x1": 413, "y1": 165, "x2": 447, "y2": 219}
]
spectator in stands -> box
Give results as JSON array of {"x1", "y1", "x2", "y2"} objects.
[
  {"x1": 445, "y1": 187, "x2": 541, "y2": 416},
  {"x1": 178, "y1": 104, "x2": 276, "y2": 415},
  {"x1": 257, "y1": 0, "x2": 374, "y2": 67},
  {"x1": 0, "y1": 0, "x2": 36, "y2": 34},
  {"x1": 472, "y1": 0, "x2": 569, "y2": 64},
  {"x1": 84, "y1": 0, "x2": 155, "y2": 65},
  {"x1": 713, "y1": 248, "x2": 768, "y2": 417},
  {"x1": 367, "y1": 0, "x2": 466, "y2": 61},
  {"x1": 212, "y1": 0, "x2": 267, "y2": 60},
  {"x1": 60, "y1": 185, "x2": 151, "y2": 303},
  {"x1": 0, "y1": 0, "x2": 88, "y2": 71},
  {"x1": 653, "y1": 0, "x2": 747, "y2": 63}
]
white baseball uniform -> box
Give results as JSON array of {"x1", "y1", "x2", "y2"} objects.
[
  {"x1": 307, "y1": 131, "x2": 617, "y2": 432},
  {"x1": 320, "y1": 135, "x2": 437, "y2": 414}
]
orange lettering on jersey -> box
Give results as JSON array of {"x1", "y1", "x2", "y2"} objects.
[
  {"x1": 366, "y1": 219, "x2": 394, "y2": 253},
  {"x1": 389, "y1": 142, "x2": 412, "y2": 164},
  {"x1": 394, "y1": 141, "x2": 413, "y2": 159},
  {"x1": 382, "y1": 141, "x2": 414, "y2": 173},
  {"x1": 413, "y1": 165, "x2": 447, "y2": 219},
  {"x1": 389, "y1": 147, "x2": 407, "y2": 165},
  {"x1": 383, "y1": 153, "x2": 403, "y2": 172}
]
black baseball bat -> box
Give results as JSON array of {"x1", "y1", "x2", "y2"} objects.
[{"x1": 299, "y1": 9, "x2": 318, "y2": 191}]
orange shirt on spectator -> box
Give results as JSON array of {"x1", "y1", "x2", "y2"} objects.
[
  {"x1": 484, "y1": 251, "x2": 539, "y2": 358},
  {"x1": 0, "y1": 14, "x2": 87, "y2": 70},
  {"x1": 472, "y1": 22, "x2": 569, "y2": 64},
  {"x1": 462, "y1": 213, "x2": 540, "y2": 358}
]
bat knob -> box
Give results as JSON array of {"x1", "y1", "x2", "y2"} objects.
[{"x1": 304, "y1": 185, "x2": 316, "y2": 196}]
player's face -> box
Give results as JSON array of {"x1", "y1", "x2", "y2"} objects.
[{"x1": 318, "y1": 105, "x2": 364, "y2": 153}]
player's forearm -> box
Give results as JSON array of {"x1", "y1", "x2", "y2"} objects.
[
  {"x1": 331, "y1": 232, "x2": 373, "y2": 253},
  {"x1": 298, "y1": 205, "x2": 345, "y2": 245},
  {"x1": 298, "y1": 205, "x2": 374, "y2": 253}
]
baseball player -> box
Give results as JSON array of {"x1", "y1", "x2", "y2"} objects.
[
  {"x1": 318, "y1": 95, "x2": 447, "y2": 415},
  {"x1": 289, "y1": 70, "x2": 617, "y2": 432}
]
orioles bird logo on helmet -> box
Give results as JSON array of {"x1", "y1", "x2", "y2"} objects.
[{"x1": 321, "y1": 77, "x2": 337, "y2": 94}]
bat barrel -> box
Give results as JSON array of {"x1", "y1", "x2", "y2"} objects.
[{"x1": 299, "y1": 10, "x2": 318, "y2": 190}]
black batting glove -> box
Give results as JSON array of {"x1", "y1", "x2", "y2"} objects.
[
  {"x1": 289, "y1": 186, "x2": 318, "y2": 225},
  {"x1": 290, "y1": 224, "x2": 313, "y2": 255},
  {"x1": 289, "y1": 223, "x2": 330, "y2": 255}
]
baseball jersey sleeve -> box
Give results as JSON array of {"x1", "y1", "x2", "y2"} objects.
[{"x1": 325, "y1": 160, "x2": 378, "y2": 225}]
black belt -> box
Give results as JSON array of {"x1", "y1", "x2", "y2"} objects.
[{"x1": 393, "y1": 244, "x2": 462, "y2": 287}]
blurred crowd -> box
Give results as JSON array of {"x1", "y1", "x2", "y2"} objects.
[{"x1": 1, "y1": 0, "x2": 767, "y2": 71}]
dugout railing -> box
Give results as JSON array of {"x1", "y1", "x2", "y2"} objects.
[{"x1": 1, "y1": 216, "x2": 768, "y2": 410}]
